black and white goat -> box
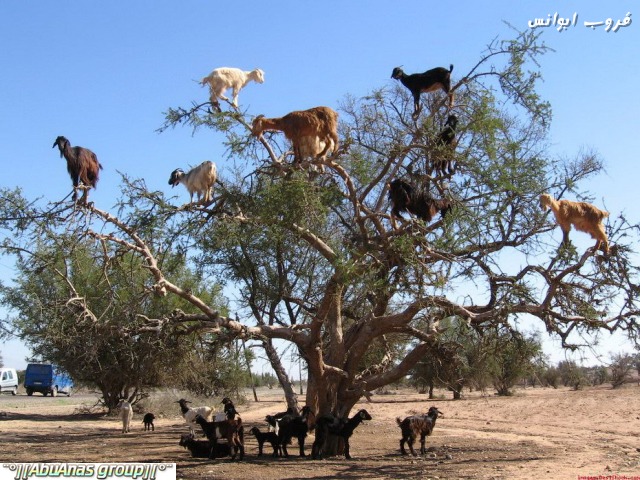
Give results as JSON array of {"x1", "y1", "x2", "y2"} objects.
[
  {"x1": 388, "y1": 179, "x2": 452, "y2": 229},
  {"x1": 168, "y1": 160, "x2": 217, "y2": 205},
  {"x1": 176, "y1": 398, "x2": 213, "y2": 435},
  {"x1": 391, "y1": 65, "x2": 454, "y2": 119},
  {"x1": 396, "y1": 406, "x2": 443, "y2": 456},
  {"x1": 311, "y1": 409, "x2": 372, "y2": 460},
  {"x1": 265, "y1": 407, "x2": 296, "y2": 433}
]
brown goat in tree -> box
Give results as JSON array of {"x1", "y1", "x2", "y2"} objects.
[
  {"x1": 52, "y1": 136, "x2": 103, "y2": 203},
  {"x1": 539, "y1": 193, "x2": 610, "y2": 254},
  {"x1": 388, "y1": 179, "x2": 452, "y2": 229},
  {"x1": 251, "y1": 106, "x2": 339, "y2": 164}
]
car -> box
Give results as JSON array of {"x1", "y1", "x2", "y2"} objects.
[
  {"x1": 24, "y1": 364, "x2": 73, "y2": 397},
  {"x1": 0, "y1": 368, "x2": 19, "y2": 395}
]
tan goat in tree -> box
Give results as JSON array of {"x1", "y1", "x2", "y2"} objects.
[
  {"x1": 539, "y1": 193, "x2": 610, "y2": 254},
  {"x1": 251, "y1": 106, "x2": 339, "y2": 164}
]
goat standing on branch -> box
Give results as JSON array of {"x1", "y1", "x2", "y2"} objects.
[
  {"x1": 200, "y1": 67, "x2": 264, "y2": 111},
  {"x1": 168, "y1": 160, "x2": 217, "y2": 205},
  {"x1": 391, "y1": 65, "x2": 454, "y2": 119},
  {"x1": 251, "y1": 106, "x2": 339, "y2": 165},
  {"x1": 431, "y1": 114, "x2": 458, "y2": 176},
  {"x1": 539, "y1": 193, "x2": 610, "y2": 255},
  {"x1": 52, "y1": 136, "x2": 103, "y2": 204},
  {"x1": 388, "y1": 179, "x2": 452, "y2": 229}
]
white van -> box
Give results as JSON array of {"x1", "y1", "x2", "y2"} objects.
[{"x1": 0, "y1": 367, "x2": 18, "y2": 395}]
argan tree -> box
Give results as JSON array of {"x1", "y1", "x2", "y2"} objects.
[{"x1": 1, "y1": 29, "x2": 639, "y2": 443}]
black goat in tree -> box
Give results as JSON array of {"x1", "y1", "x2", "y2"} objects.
[
  {"x1": 52, "y1": 136, "x2": 103, "y2": 204},
  {"x1": 388, "y1": 179, "x2": 452, "y2": 229},
  {"x1": 391, "y1": 65, "x2": 454, "y2": 119},
  {"x1": 431, "y1": 114, "x2": 459, "y2": 176},
  {"x1": 311, "y1": 409, "x2": 372, "y2": 459}
]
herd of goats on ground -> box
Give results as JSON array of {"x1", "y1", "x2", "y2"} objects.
[
  {"x1": 54, "y1": 62, "x2": 613, "y2": 460},
  {"x1": 114, "y1": 396, "x2": 444, "y2": 461}
]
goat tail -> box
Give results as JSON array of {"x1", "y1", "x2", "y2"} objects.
[
  {"x1": 449, "y1": 64, "x2": 454, "y2": 73},
  {"x1": 396, "y1": 417, "x2": 403, "y2": 426}
]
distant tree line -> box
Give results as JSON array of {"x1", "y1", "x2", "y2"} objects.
[{"x1": 408, "y1": 321, "x2": 640, "y2": 397}]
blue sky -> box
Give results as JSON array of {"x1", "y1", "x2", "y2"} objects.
[{"x1": 0, "y1": 1, "x2": 638, "y2": 370}]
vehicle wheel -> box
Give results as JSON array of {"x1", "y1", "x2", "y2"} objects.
[
  {"x1": 11, "y1": 386, "x2": 17, "y2": 396},
  {"x1": 67, "y1": 388, "x2": 73, "y2": 397},
  {"x1": 51, "y1": 387, "x2": 58, "y2": 397}
]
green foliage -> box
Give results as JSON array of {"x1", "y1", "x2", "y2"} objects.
[{"x1": 483, "y1": 329, "x2": 542, "y2": 396}]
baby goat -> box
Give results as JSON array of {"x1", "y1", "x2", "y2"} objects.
[
  {"x1": 250, "y1": 426, "x2": 281, "y2": 457},
  {"x1": 391, "y1": 65, "x2": 454, "y2": 119},
  {"x1": 142, "y1": 412, "x2": 155, "y2": 431},
  {"x1": 397, "y1": 406, "x2": 443, "y2": 456},
  {"x1": 252, "y1": 106, "x2": 339, "y2": 164},
  {"x1": 539, "y1": 193, "x2": 610, "y2": 255},
  {"x1": 388, "y1": 179, "x2": 452, "y2": 229},
  {"x1": 311, "y1": 409, "x2": 372, "y2": 460},
  {"x1": 168, "y1": 161, "x2": 217, "y2": 205},
  {"x1": 200, "y1": 67, "x2": 265, "y2": 111}
]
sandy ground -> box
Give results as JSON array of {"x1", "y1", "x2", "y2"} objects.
[{"x1": 0, "y1": 385, "x2": 639, "y2": 479}]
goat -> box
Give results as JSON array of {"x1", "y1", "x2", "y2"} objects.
[
  {"x1": 388, "y1": 179, "x2": 452, "y2": 229},
  {"x1": 142, "y1": 412, "x2": 155, "y2": 431},
  {"x1": 52, "y1": 136, "x2": 103, "y2": 204},
  {"x1": 539, "y1": 193, "x2": 610, "y2": 255},
  {"x1": 200, "y1": 67, "x2": 265, "y2": 111},
  {"x1": 194, "y1": 408, "x2": 244, "y2": 461},
  {"x1": 391, "y1": 65, "x2": 454, "y2": 119},
  {"x1": 265, "y1": 407, "x2": 296, "y2": 433},
  {"x1": 397, "y1": 406, "x2": 443, "y2": 456},
  {"x1": 311, "y1": 409, "x2": 372, "y2": 460},
  {"x1": 179, "y1": 433, "x2": 232, "y2": 458},
  {"x1": 276, "y1": 406, "x2": 313, "y2": 457},
  {"x1": 176, "y1": 398, "x2": 213, "y2": 435},
  {"x1": 431, "y1": 114, "x2": 458, "y2": 176},
  {"x1": 116, "y1": 398, "x2": 133, "y2": 434},
  {"x1": 250, "y1": 426, "x2": 282, "y2": 457},
  {"x1": 168, "y1": 160, "x2": 217, "y2": 205},
  {"x1": 251, "y1": 106, "x2": 339, "y2": 164}
]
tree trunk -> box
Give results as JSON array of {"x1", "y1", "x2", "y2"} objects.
[{"x1": 263, "y1": 339, "x2": 299, "y2": 411}]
